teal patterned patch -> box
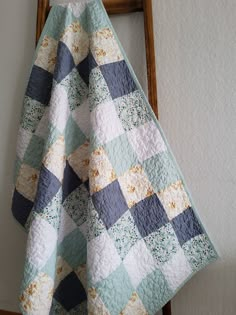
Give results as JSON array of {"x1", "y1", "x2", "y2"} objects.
[
  {"x1": 23, "y1": 135, "x2": 45, "y2": 170},
  {"x1": 61, "y1": 68, "x2": 88, "y2": 111},
  {"x1": 20, "y1": 96, "x2": 45, "y2": 133},
  {"x1": 114, "y1": 90, "x2": 152, "y2": 131},
  {"x1": 182, "y1": 234, "x2": 218, "y2": 271},
  {"x1": 87, "y1": 199, "x2": 106, "y2": 241},
  {"x1": 144, "y1": 223, "x2": 180, "y2": 265},
  {"x1": 143, "y1": 151, "x2": 180, "y2": 192},
  {"x1": 88, "y1": 67, "x2": 112, "y2": 110},
  {"x1": 108, "y1": 211, "x2": 142, "y2": 260},
  {"x1": 63, "y1": 185, "x2": 89, "y2": 227}
]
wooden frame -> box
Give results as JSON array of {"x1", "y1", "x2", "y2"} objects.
[{"x1": 0, "y1": 1, "x2": 171, "y2": 315}]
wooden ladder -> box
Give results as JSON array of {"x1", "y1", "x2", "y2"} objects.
[{"x1": 0, "y1": 1, "x2": 172, "y2": 315}]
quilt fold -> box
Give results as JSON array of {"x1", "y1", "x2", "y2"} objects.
[{"x1": 11, "y1": 1, "x2": 218, "y2": 314}]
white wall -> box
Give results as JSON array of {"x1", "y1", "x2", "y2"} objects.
[{"x1": 0, "y1": 0, "x2": 235, "y2": 314}]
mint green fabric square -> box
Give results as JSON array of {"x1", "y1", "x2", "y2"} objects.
[
  {"x1": 182, "y1": 234, "x2": 218, "y2": 272},
  {"x1": 58, "y1": 228, "x2": 87, "y2": 268},
  {"x1": 96, "y1": 264, "x2": 134, "y2": 315},
  {"x1": 137, "y1": 268, "x2": 172, "y2": 315},
  {"x1": 61, "y1": 68, "x2": 88, "y2": 111},
  {"x1": 21, "y1": 259, "x2": 39, "y2": 292},
  {"x1": 114, "y1": 90, "x2": 152, "y2": 131},
  {"x1": 20, "y1": 96, "x2": 45, "y2": 133},
  {"x1": 64, "y1": 115, "x2": 86, "y2": 156},
  {"x1": 42, "y1": 249, "x2": 57, "y2": 279},
  {"x1": 142, "y1": 151, "x2": 180, "y2": 192},
  {"x1": 104, "y1": 134, "x2": 138, "y2": 176},
  {"x1": 108, "y1": 211, "x2": 141, "y2": 260},
  {"x1": 144, "y1": 223, "x2": 180, "y2": 265},
  {"x1": 79, "y1": 0, "x2": 109, "y2": 34},
  {"x1": 23, "y1": 135, "x2": 45, "y2": 170}
]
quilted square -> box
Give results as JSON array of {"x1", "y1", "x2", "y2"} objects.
[
  {"x1": 26, "y1": 215, "x2": 57, "y2": 270},
  {"x1": 114, "y1": 90, "x2": 152, "y2": 131},
  {"x1": 118, "y1": 165, "x2": 154, "y2": 208},
  {"x1": 23, "y1": 134, "x2": 45, "y2": 170},
  {"x1": 71, "y1": 99, "x2": 90, "y2": 138},
  {"x1": 54, "y1": 256, "x2": 72, "y2": 290},
  {"x1": 87, "y1": 231, "x2": 121, "y2": 284},
  {"x1": 144, "y1": 223, "x2": 180, "y2": 265},
  {"x1": 182, "y1": 234, "x2": 218, "y2": 271},
  {"x1": 58, "y1": 228, "x2": 87, "y2": 268},
  {"x1": 123, "y1": 239, "x2": 157, "y2": 289},
  {"x1": 34, "y1": 108, "x2": 50, "y2": 139},
  {"x1": 63, "y1": 185, "x2": 89, "y2": 227},
  {"x1": 120, "y1": 292, "x2": 148, "y2": 315},
  {"x1": 108, "y1": 210, "x2": 142, "y2": 260},
  {"x1": 89, "y1": 146, "x2": 117, "y2": 194},
  {"x1": 95, "y1": 265, "x2": 134, "y2": 315},
  {"x1": 16, "y1": 164, "x2": 39, "y2": 202},
  {"x1": 16, "y1": 128, "x2": 32, "y2": 160},
  {"x1": 35, "y1": 35, "x2": 58, "y2": 73},
  {"x1": 88, "y1": 287, "x2": 110, "y2": 315},
  {"x1": 90, "y1": 28, "x2": 123, "y2": 66},
  {"x1": 157, "y1": 180, "x2": 191, "y2": 220},
  {"x1": 61, "y1": 68, "x2": 88, "y2": 111},
  {"x1": 20, "y1": 96, "x2": 46, "y2": 133},
  {"x1": 160, "y1": 249, "x2": 192, "y2": 291},
  {"x1": 137, "y1": 268, "x2": 172, "y2": 315},
  {"x1": 104, "y1": 134, "x2": 138, "y2": 177},
  {"x1": 43, "y1": 135, "x2": 66, "y2": 182},
  {"x1": 130, "y1": 194, "x2": 169, "y2": 238},
  {"x1": 92, "y1": 180, "x2": 128, "y2": 229},
  {"x1": 64, "y1": 115, "x2": 87, "y2": 156},
  {"x1": 54, "y1": 272, "x2": 87, "y2": 311},
  {"x1": 57, "y1": 208, "x2": 77, "y2": 244},
  {"x1": 34, "y1": 165, "x2": 61, "y2": 212},
  {"x1": 49, "y1": 84, "x2": 70, "y2": 133},
  {"x1": 12, "y1": 189, "x2": 33, "y2": 226},
  {"x1": 100, "y1": 60, "x2": 137, "y2": 100},
  {"x1": 88, "y1": 67, "x2": 112, "y2": 110},
  {"x1": 62, "y1": 161, "x2": 82, "y2": 202},
  {"x1": 77, "y1": 51, "x2": 97, "y2": 85},
  {"x1": 60, "y1": 21, "x2": 89, "y2": 66},
  {"x1": 171, "y1": 207, "x2": 204, "y2": 246},
  {"x1": 143, "y1": 151, "x2": 180, "y2": 192},
  {"x1": 91, "y1": 100, "x2": 124, "y2": 145},
  {"x1": 54, "y1": 41, "x2": 75, "y2": 83},
  {"x1": 127, "y1": 120, "x2": 167, "y2": 163},
  {"x1": 68, "y1": 141, "x2": 90, "y2": 182},
  {"x1": 26, "y1": 65, "x2": 53, "y2": 105}
]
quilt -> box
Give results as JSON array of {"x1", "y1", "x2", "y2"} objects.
[{"x1": 11, "y1": 1, "x2": 218, "y2": 314}]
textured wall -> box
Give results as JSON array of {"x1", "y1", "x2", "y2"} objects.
[{"x1": 0, "y1": 0, "x2": 235, "y2": 314}]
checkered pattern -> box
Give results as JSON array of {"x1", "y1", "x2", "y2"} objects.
[{"x1": 12, "y1": 1, "x2": 218, "y2": 314}]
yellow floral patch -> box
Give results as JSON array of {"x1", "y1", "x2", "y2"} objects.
[
  {"x1": 88, "y1": 287, "x2": 111, "y2": 315},
  {"x1": 68, "y1": 141, "x2": 90, "y2": 182},
  {"x1": 35, "y1": 35, "x2": 58, "y2": 73},
  {"x1": 61, "y1": 21, "x2": 89, "y2": 65},
  {"x1": 16, "y1": 164, "x2": 39, "y2": 201},
  {"x1": 54, "y1": 256, "x2": 72, "y2": 290},
  {"x1": 20, "y1": 273, "x2": 54, "y2": 315},
  {"x1": 118, "y1": 165, "x2": 154, "y2": 208},
  {"x1": 120, "y1": 292, "x2": 148, "y2": 315},
  {"x1": 90, "y1": 27, "x2": 123, "y2": 65},
  {"x1": 89, "y1": 147, "x2": 117, "y2": 194},
  {"x1": 157, "y1": 180, "x2": 191, "y2": 220},
  {"x1": 75, "y1": 264, "x2": 87, "y2": 292},
  {"x1": 43, "y1": 135, "x2": 66, "y2": 182}
]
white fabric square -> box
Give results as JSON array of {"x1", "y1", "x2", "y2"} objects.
[
  {"x1": 16, "y1": 128, "x2": 32, "y2": 160},
  {"x1": 27, "y1": 216, "x2": 57, "y2": 270},
  {"x1": 91, "y1": 100, "x2": 124, "y2": 144},
  {"x1": 72, "y1": 99, "x2": 90, "y2": 138},
  {"x1": 123, "y1": 239, "x2": 157, "y2": 288},
  {"x1": 87, "y1": 231, "x2": 121, "y2": 284},
  {"x1": 160, "y1": 249, "x2": 192, "y2": 291},
  {"x1": 127, "y1": 120, "x2": 167, "y2": 162},
  {"x1": 57, "y1": 208, "x2": 77, "y2": 244},
  {"x1": 35, "y1": 108, "x2": 50, "y2": 139},
  {"x1": 49, "y1": 85, "x2": 70, "y2": 133}
]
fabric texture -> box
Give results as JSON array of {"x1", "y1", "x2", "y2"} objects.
[{"x1": 12, "y1": 1, "x2": 218, "y2": 314}]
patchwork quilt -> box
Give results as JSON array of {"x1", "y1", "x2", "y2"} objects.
[{"x1": 11, "y1": 1, "x2": 218, "y2": 314}]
